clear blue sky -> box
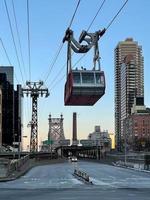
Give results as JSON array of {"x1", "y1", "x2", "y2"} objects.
[{"x1": 0, "y1": 0, "x2": 150, "y2": 148}]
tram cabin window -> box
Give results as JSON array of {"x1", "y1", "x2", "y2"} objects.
[
  {"x1": 82, "y1": 73, "x2": 94, "y2": 84},
  {"x1": 73, "y1": 73, "x2": 81, "y2": 84},
  {"x1": 95, "y1": 73, "x2": 100, "y2": 84},
  {"x1": 95, "y1": 73, "x2": 104, "y2": 84}
]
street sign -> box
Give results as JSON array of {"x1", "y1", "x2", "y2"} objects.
[
  {"x1": 59, "y1": 139, "x2": 70, "y2": 146},
  {"x1": 72, "y1": 140, "x2": 79, "y2": 146},
  {"x1": 13, "y1": 142, "x2": 19, "y2": 145},
  {"x1": 80, "y1": 140, "x2": 94, "y2": 146},
  {"x1": 43, "y1": 140, "x2": 53, "y2": 145}
]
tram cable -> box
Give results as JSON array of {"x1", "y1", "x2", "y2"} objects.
[
  {"x1": 0, "y1": 38, "x2": 11, "y2": 66},
  {"x1": 68, "y1": 0, "x2": 81, "y2": 28},
  {"x1": 106, "y1": 0, "x2": 128, "y2": 31},
  {"x1": 12, "y1": 0, "x2": 28, "y2": 80},
  {"x1": 0, "y1": 37, "x2": 19, "y2": 83},
  {"x1": 27, "y1": 0, "x2": 31, "y2": 81},
  {"x1": 4, "y1": 0, "x2": 25, "y2": 85},
  {"x1": 44, "y1": 43, "x2": 64, "y2": 82},
  {"x1": 12, "y1": 1, "x2": 30, "y2": 128},
  {"x1": 43, "y1": 0, "x2": 82, "y2": 83},
  {"x1": 87, "y1": 0, "x2": 106, "y2": 31},
  {"x1": 0, "y1": 37, "x2": 30, "y2": 122},
  {"x1": 73, "y1": 0, "x2": 129, "y2": 69}
]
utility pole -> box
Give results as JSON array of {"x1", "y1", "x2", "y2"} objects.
[
  {"x1": 125, "y1": 131, "x2": 127, "y2": 165},
  {"x1": 22, "y1": 81, "x2": 49, "y2": 152}
]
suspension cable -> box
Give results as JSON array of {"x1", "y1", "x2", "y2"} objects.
[
  {"x1": 43, "y1": 0, "x2": 82, "y2": 84},
  {"x1": 0, "y1": 37, "x2": 19, "y2": 83},
  {"x1": 106, "y1": 0, "x2": 128, "y2": 31},
  {"x1": 4, "y1": 0, "x2": 25, "y2": 84},
  {"x1": 73, "y1": 0, "x2": 129, "y2": 68},
  {"x1": 44, "y1": 43, "x2": 64, "y2": 82},
  {"x1": 71, "y1": 0, "x2": 106, "y2": 68},
  {"x1": 27, "y1": 0, "x2": 31, "y2": 81},
  {"x1": 48, "y1": 61, "x2": 66, "y2": 88},
  {"x1": 50, "y1": 73, "x2": 65, "y2": 91},
  {"x1": 12, "y1": 0, "x2": 27, "y2": 80},
  {"x1": 68, "y1": 0, "x2": 81, "y2": 28},
  {"x1": 0, "y1": 38, "x2": 11, "y2": 66},
  {"x1": 87, "y1": 0, "x2": 106, "y2": 31}
]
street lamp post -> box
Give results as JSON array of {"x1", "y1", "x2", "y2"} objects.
[
  {"x1": 96, "y1": 140, "x2": 99, "y2": 160},
  {"x1": 18, "y1": 135, "x2": 21, "y2": 159},
  {"x1": 124, "y1": 131, "x2": 127, "y2": 165},
  {"x1": 13, "y1": 133, "x2": 16, "y2": 159}
]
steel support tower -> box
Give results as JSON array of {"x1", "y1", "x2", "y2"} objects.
[
  {"x1": 22, "y1": 81, "x2": 49, "y2": 152},
  {"x1": 48, "y1": 114, "x2": 65, "y2": 148}
]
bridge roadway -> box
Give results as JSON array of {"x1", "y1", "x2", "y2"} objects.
[
  {"x1": 0, "y1": 160, "x2": 150, "y2": 199},
  {"x1": 0, "y1": 151, "x2": 58, "y2": 159},
  {"x1": 0, "y1": 145, "x2": 103, "y2": 160}
]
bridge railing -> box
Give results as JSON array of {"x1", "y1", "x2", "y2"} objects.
[{"x1": 8, "y1": 154, "x2": 30, "y2": 175}]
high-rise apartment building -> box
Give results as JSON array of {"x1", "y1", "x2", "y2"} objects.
[
  {"x1": 0, "y1": 67, "x2": 22, "y2": 147},
  {"x1": 0, "y1": 67, "x2": 14, "y2": 145},
  {"x1": 114, "y1": 38, "x2": 144, "y2": 151},
  {"x1": 14, "y1": 84, "x2": 22, "y2": 144},
  {"x1": 0, "y1": 87, "x2": 2, "y2": 146}
]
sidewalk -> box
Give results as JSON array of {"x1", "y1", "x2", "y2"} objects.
[{"x1": 112, "y1": 161, "x2": 150, "y2": 173}]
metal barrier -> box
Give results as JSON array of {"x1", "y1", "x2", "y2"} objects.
[
  {"x1": 73, "y1": 169, "x2": 93, "y2": 184},
  {"x1": 8, "y1": 154, "x2": 30, "y2": 175}
]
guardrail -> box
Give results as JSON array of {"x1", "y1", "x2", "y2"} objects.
[
  {"x1": 8, "y1": 154, "x2": 30, "y2": 175},
  {"x1": 0, "y1": 155, "x2": 30, "y2": 179},
  {"x1": 73, "y1": 169, "x2": 93, "y2": 184}
]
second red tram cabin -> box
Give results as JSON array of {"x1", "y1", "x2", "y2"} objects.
[{"x1": 64, "y1": 69, "x2": 105, "y2": 106}]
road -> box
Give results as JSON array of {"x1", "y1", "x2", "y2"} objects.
[{"x1": 0, "y1": 160, "x2": 150, "y2": 200}]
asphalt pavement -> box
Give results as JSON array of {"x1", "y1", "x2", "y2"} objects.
[{"x1": 0, "y1": 160, "x2": 150, "y2": 200}]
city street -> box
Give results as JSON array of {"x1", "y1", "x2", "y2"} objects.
[{"x1": 0, "y1": 161, "x2": 150, "y2": 199}]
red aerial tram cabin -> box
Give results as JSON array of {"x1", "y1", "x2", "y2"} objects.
[
  {"x1": 64, "y1": 69, "x2": 105, "y2": 106},
  {"x1": 63, "y1": 28, "x2": 106, "y2": 106}
]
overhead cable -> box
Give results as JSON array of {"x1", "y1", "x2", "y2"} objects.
[
  {"x1": 0, "y1": 38, "x2": 12, "y2": 66},
  {"x1": 12, "y1": 0, "x2": 27, "y2": 79},
  {"x1": 70, "y1": 0, "x2": 106, "y2": 67},
  {"x1": 44, "y1": 0, "x2": 82, "y2": 83},
  {"x1": 68, "y1": 0, "x2": 81, "y2": 28},
  {"x1": 27, "y1": 0, "x2": 31, "y2": 81},
  {"x1": 73, "y1": 0, "x2": 129, "y2": 69},
  {"x1": 44, "y1": 43, "x2": 64, "y2": 82},
  {"x1": 106, "y1": 0, "x2": 129, "y2": 31},
  {"x1": 4, "y1": 0, "x2": 25, "y2": 84},
  {"x1": 50, "y1": 73, "x2": 65, "y2": 91},
  {"x1": 87, "y1": 0, "x2": 106, "y2": 31},
  {"x1": 0, "y1": 37, "x2": 19, "y2": 83},
  {"x1": 48, "y1": 61, "x2": 66, "y2": 88}
]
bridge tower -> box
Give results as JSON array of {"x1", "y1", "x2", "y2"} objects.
[
  {"x1": 22, "y1": 81, "x2": 49, "y2": 152},
  {"x1": 48, "y1": 114, "x2": 65, "y2": 148}
]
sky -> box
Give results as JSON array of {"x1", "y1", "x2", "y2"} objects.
[{"x1": 0, "y1": 0, "x2": 150, "y2": 149}]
